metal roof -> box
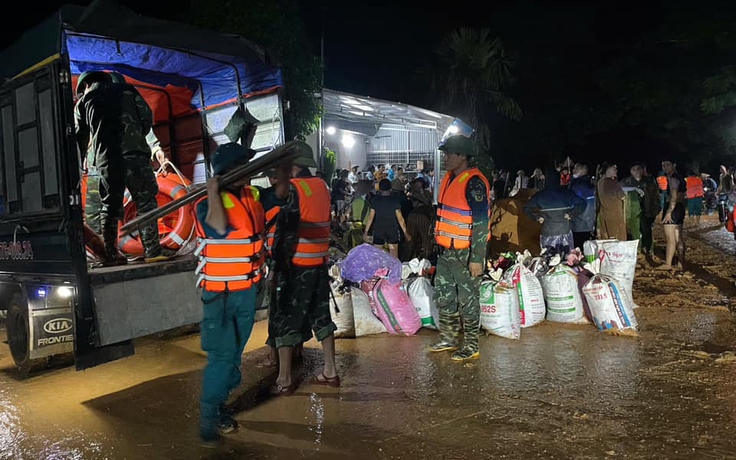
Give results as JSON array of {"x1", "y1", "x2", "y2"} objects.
[{"x1": 322, "y1": 88, "x2": 454, "y2": 133}]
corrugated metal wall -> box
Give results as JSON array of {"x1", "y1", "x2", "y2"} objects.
[{"x1": 366, "y1": 124, "x2": 439, "y2": 171}]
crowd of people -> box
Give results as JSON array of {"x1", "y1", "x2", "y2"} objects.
[{"x1": 329, "y1": 164, "x2": 437, "y2": 263}]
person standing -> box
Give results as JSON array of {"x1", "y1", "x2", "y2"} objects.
[
  {"x1": 620, "y1": 163, "x2": 646, "y2": 244},
  {"x1": 192, "y1": 143, "x2": 270, "y2": 446},
  {"x1": 524, "y1": 169, "x2": 585, "y2": 255},
  {"x1": 363, "y1": 179, "x2": 410, "y2": 259},
  {"x1": 266, "y1": 145, "x2": 339, "y2": 395},
  {"x1": 685, "y1": 169, "x2": 705, "y2": 226},
  {"x1": 430, "y1": 135, "x2": 490, "y2": 361},
  {"x1": 569, "y1": 163, "x2": 596, "y2": 249},
  {"x1": 657, "y1": 160, "x2": 687, "y2": 270},
  {"x1": 509, "y1": 170, "x2": 529, "y2": 197},
  {"x1": 531, "y1": 168, "x2": 546, "y2": 191},
  {"x1": 596, "y1": 163, "x2": 627, "y2": 241},
  {"x1": 74, "y1": 71, "x2": 174, "y2": 265}
]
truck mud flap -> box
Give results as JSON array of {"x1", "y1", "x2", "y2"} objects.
[{"x1": 75, "y1": 340, "x2": 134, "y2": 371}]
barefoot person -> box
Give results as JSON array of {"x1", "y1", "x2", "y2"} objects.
[{"x1": 658, "y1": 159, "x2": 686, "y2": 270}]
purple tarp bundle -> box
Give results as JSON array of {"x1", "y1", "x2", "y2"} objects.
[{"x1": 340, "y1": 244, "x2": 402, "y2": 285}]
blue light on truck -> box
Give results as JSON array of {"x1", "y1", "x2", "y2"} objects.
[{"x1": 37, "y1": 288, "x2": 46, "y2": 298}]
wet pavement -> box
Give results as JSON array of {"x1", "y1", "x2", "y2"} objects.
[{"x1": 2, "y1": 216, "x2": 736, "y2": 459}]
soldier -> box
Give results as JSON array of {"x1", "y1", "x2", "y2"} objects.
[
  {"x1": 261, "y1": 144, "x2": 339, "y2": 395},
  {"x1": 75, "y1": 71, "x2": 175, "y2": 265},
  {"x1": 429, "y1": 135, "x2": 491, "y2": 361},
  {"x1": 83, "y1": 72, "x2": 167, "y2": 238}
]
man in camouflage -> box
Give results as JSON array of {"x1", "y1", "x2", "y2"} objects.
[
  {"x1": 259, "y1": 145, "x2": 339, "y2": 395},
  {"x1": 75, "y1": 71, "x2": 174, "y2": 265},
  {"x1": 83, "y1": 73, "x2": 168, "y2": 237},
  {"x1": 430, "y1": 135, "x2": 490, "y2": 361}
]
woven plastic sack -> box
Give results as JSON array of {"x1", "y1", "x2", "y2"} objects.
[
  {"x1": 504, "y1": 262, "x2": 546, "y2": 328},
  {"x1": 582, "y1": 273, "x2": 638, "y2": 334},
  {"x1": 479, "y1": 280, "x2": 521, "y2": 339},
  {"x1": 598, "y1": 240, "x2": 639, "y2": 304},
  {"x1": 540, "y1": 265, "x2": 587, "y2": 323},
  {"x1": 329, "y1": 282, "x2": 355, "y2": 338},
  {"x1": 341, "y1": 244, "x2": 402, "y2": 284},
  {"x1": 405, "y1": 277, "x2": 439, "y2": 329},
  {"x1": 351, "y1": 287, "x2": 386, "y2": 336},
  {"x1": 372, "y1": 278, "x2": 421, "y2": 335}
]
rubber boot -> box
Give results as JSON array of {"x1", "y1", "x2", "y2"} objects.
[
  {"x1": 101, "y1": 226, "x2": 127, "y2": 267},
  {"x1": 452, "y1": 315, "x2": 481, "y2": 361},
  {"x1": 429, "y1": 311, "x2": 461, "y2": 352},
  {"x1": 141, "y1": 220, "x2": 176, "y2": 263}
]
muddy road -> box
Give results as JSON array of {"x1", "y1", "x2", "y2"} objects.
[{"x1": 1, "y1": 216, "x2": 736, "y2": 460}]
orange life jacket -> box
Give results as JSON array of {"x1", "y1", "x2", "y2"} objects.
[
  {"x1": 656, "y1": 175, "x2": 669, "y2": 192},
  {"x1": 435, "y1": 168, "x2": 491, "y2": 250},
  {"x1": 264, "y1": 205, "x2": 280, "y2": 257},
  {"x1": 685, "y1": 176, "x2": 704, "y2": 199},
  {"x1": 193, "y1": 187, "x2": 265, "y2": 292},
  {"x1": 292, "y1": 176, "x2": 331, "y2": 267}
]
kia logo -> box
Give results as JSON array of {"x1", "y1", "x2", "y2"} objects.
[{"x1": 43, "y1": 319, "x2": 73, "y2": 334}]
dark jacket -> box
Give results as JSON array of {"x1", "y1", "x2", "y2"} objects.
[
  {"x1": 524, "y1": 171, "x2": 586, "y2": 236},
  {"x1": 569, "y1": 175, "x2": 596, "y2": 232}
]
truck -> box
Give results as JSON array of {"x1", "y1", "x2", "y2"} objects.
[{"x1": 0, "y1": 0, "x2": 288, "y2": 372}]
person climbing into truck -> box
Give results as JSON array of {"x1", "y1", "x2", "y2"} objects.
[{"x1": 74, "y1": 71, "x2": 175, "y2": 265}]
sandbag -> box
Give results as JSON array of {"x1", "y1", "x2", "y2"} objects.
[
  {"x1": 575, "y1": 268, "x2": 594, "y2": 322},
  {"x1": 540, "y1": 265, "x2": 587, "y2": 323},
  {"x1": 582, "y1": 273, "x2": 638, "y2": 333},
  {"x1": 598, "y1": 240, "x2": 638, "y2": 302},
  {"x1": 583, "y1": 239, "x2": 615, "y2": 263},
  {"x1": 351, "y1": 287, "x2": 387, "y2": 336},
  {"x1": 479, "y1": 280, "x2": 521, "y2": 339},
  {"x1": 405, "y1": 277, "x2": 439, "y2": 329},
  {"x1": 329, "y1": 282, "x2": 355, "y2": 338},
  {"x1": 505, "y1": 263, "x2": 546, "y2": 328},
  {"x1": 372, "y1": 278, "x2": 422, "y2": 335}
]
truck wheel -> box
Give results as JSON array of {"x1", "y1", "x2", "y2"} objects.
[{"x1": 6, "y1": 295, "x2": 46, "y2": 375}]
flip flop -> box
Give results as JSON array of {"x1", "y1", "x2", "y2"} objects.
[
  {"x1": 269, "y1": 382, "x2": 296, "y2": 396},
  {"x1": 313, "y1": 373, "x2": 341, "y2": 388}
]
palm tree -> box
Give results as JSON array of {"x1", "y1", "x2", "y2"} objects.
[{"x1": 434, "y1": 28, "x2": 522, "y2": 153}]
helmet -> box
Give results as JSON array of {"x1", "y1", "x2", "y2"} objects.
[
  {"x1": 209, "y1": 142, "x2": 255, "y2": 176},
  {"x1": 75, "y1": 71, "x2": 111, "y2": 96},
  {"x1": 291, "y1": 142, "x2": 317, "y2": 168},
  {"x1": 109, "y1": 72, "x2": 126, "y2": 84},
  {"x1": 438, "y1": 134, "x2": 476, "y2": 157}
]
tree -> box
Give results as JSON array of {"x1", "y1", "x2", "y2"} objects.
[
  {"x1": 185, "y1": 0, "x2": 321, "y2": 140},
  {"x1": 431, "y1": 28, "x2": 522, "y2": 178}
]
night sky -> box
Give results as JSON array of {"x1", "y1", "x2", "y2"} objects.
[
  {"x1": 1, "y1": 0, "x2": 663, "y2": 108},
  {"x1": 4, "y1": 0, "x2": 733, "y2": 173}
]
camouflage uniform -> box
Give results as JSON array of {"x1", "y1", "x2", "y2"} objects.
[
  {"x1": 75, "y1": 80, "x2": 166, "y2": 259},
  {"x1": 433, "y1": 175, "x2": 489, "y2": 360},
  {"x1": 261, "y1": 172, "x2": 337, "y2": 348},
  {"x1": 85, "y1": 146, "x2": 102, "y2": 234}
]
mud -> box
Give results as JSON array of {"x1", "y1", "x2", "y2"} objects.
[{"x1": 1, "y1": 215, "x2": 736, "y2": 459}]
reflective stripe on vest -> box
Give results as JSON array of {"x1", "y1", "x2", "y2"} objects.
[
  {"x1": 193, "y1": 187, "x2": 265, "y2": 292},
  {"x1": 435, "y1": 168, "x2": 491, "y2": 250},
  {"x1": 656, "y1": 176, "x2": 668, "y2": 191},
  {"x1": 685, "y1": 176, "x2": 704, "y2": 199},
  {"x1": 292, "y1": 177, "x2": 331, "y2": 266},
  {"x1": 264, "y1": 206, "x2": 280, "y2": 255}
]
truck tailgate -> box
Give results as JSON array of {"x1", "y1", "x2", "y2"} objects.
[{"x1": 89, "y1": 257, "x2": 201, "y2": 346}]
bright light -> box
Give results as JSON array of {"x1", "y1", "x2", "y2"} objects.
[
  {"x1": 341, "y1": 135, "x2": 355, "y2": 148},
  {"x1": 37, "y1": 288, "x2": 46, "y2": 298},
  {"x1": 326, "y1": 126, "x2": 336, "y2": 135},
  {"x1": 57, "y1": 286, "x2": 73, "y2": 299},
  {"x1": 448, "y1": 125, "x2": 459, "y2": 134}
]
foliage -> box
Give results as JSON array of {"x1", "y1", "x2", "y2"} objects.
[
  {"x1": 184, "y1": 0, "x2": 321, "y2": 140},
  {"x1": 322, "y1": 147, "x2": 336, "y2": 183},
  {"x1": 431, "y1": 28, "x2": 522, "y2": 174}
]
